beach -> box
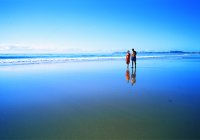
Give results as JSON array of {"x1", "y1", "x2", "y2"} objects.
[{"x1": 0, "y1": 57, "x2": 200, "y2": 139}]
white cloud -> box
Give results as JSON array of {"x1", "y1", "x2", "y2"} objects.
[
  {"x1": 0, "y1": 44, "x2": 30, "y2": 52},
  {"x1": 0, "y1": 43, "x2": 124, "y2": 54}
]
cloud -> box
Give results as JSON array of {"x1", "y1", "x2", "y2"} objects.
[
  {"x1": 0, "y1": 43, "x2": 124, "y2": 54},
  {"x1": 0, "y1": 44, "x2": 58, "y2": 53},
  {"x1": 0, "y1": 44, "x2": 31, "y2": 52}
]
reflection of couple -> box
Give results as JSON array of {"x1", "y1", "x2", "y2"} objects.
[{"x1": 126, "y1": 67, "x2": 136, "y2": 85}]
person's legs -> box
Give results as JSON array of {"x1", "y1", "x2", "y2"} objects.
[
  {"x1": 131, "y1": 61, "x2": 133, "y2": 68},
  {"x1": 134, "y1": 61, "x2": 136, "y2": 68},
  {"x1": 127, "y1": 61, "x2": 130, "y2": 68}
]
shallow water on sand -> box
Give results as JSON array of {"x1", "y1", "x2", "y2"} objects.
[{"x1": 0, "y1": 59, "x2": 200, "y2": 139}]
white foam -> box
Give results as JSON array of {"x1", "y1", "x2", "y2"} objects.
[
  {"x1": 0, "y1": 54, "x2": 198, "y2": 66},
  {"x1": 0, "y1": 57, "x2": 124, "y2": 65}
]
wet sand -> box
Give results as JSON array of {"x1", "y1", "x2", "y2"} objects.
[{"x1": 0, "y1": 59, "x2": 200, "y2": 139}]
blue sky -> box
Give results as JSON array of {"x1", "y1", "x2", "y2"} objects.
[{"x1": 0, "y1": 0, "x2": 199, "y2": 53}]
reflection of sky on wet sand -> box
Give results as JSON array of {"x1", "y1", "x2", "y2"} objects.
[{"x1": 0, "y1": 59, "x2": 200, "y2": 139}]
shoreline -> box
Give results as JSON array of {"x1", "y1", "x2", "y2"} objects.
[{"x1": 0, "y1": 53, "x2": 199, "y2": 66}]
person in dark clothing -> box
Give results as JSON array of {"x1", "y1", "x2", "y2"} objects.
[{"x1": 131, "y1": 48, "x2": 137, "y2": 68}]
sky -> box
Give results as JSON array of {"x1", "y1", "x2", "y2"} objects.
[{"x1": 0, "y1": 0, "x2": 200, "y2": 53}]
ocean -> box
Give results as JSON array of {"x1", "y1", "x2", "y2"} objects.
[{"x1": 0, "y1": 51, "x2": 200, "y2": 65}]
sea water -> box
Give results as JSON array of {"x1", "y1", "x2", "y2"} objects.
[{"x1": 0, "y1": 52, "x2": 199, "y2": 65}]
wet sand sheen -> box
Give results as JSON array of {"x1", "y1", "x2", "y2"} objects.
[{"x1": 0, "y1": 59, "x2": 200, "y2": 139}]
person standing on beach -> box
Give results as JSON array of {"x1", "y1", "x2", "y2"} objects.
[
  {"x1": 126, "y1": 50, "x2": 130, "y2": 68},
  {"x1": 131, "y1": 48, "x2": 137, "y2": 68}
]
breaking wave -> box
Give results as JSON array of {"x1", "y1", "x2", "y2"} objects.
[{"x1": 0, "y1": 52, "x2": 199, "y2": 66}]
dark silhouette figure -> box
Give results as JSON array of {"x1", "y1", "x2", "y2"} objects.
[
  {"x1": 131, "y1": 48, "x2": 137, "y2": 68},
  {"x1": 131, "y1": 67, "x2": 136, "y2": 86}
]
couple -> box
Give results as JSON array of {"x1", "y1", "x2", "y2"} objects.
[{"x1": 126, "y1": 48, "x2": 137, "y2": 68}]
